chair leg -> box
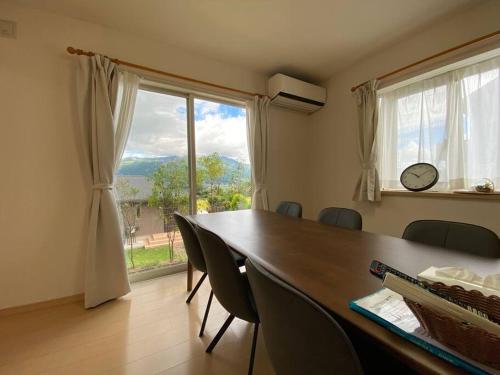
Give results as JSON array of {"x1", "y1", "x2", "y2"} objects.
[
  {"x1": 199, "y1": 290, "x2": 214, "y2": 337},
  {"x1": 206, "y1": 314, "x2": 235, "y2": 353},
  {"x1": 186, "y1": 272, "x2": 207, "y2": 303},
  {"x1": 248, "y1": 323, "x2": 259, "y2": 375}
]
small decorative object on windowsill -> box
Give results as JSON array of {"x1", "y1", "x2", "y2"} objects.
[
  {"x1": 474, "y1": 178, "x2": 495, "y2": 193},
  {"x1": 453, "y1": 178, "x2": 500, "y2": 196}
]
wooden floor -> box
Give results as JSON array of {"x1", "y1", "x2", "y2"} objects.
[{"x1": 0, "y1": 272, "x2": 275, "y2": 375}]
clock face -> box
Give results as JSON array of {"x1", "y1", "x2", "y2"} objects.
[{"x1": 400, "y1": 163, "x2": 439, "y2": 192}]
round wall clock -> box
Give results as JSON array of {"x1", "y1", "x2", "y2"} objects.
[{"x1": 400, "y1": 163, "x2": 439, "y2": 192}]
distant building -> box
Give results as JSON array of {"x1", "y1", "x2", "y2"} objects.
[{"x1": 115, "y1": 175, "x2": 164, "y2": 238}]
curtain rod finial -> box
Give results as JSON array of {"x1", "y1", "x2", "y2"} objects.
[{"x1": 67, "y1": 46, "x2": 94, "y2": 56}]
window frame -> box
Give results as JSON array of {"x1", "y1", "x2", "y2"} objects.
[
  {"x1": 123, "y1": 81, "x2": 250, "y2": 280},
  {"x1": 136, "y1": 81, "x2": 248, "y2": 214},
  {"x1": 377, "y1": 48, "x2": 500, "y2": 198}
]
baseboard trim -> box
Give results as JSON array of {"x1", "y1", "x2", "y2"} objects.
[
  {"x1": 0, "y1": 293, "x2": 84, "y2": 317},
  {"x1": 0, "y1": 265, "x2": 188, "y2": 316}
]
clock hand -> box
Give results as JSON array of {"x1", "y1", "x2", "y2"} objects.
[
  {"x1": 419, "y1": 170, "x2": 432, "y2": 177},
  {"x1": 409, "y1": 172, "x2": 420, "y2": 177}
]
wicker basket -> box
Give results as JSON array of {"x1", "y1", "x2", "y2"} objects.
[
  {"x1": 426, "y1": 282, "x2": 500, "y2": 324},
  {"x1": 404, "y1": 283, "x2": 500, "y2": 370}
]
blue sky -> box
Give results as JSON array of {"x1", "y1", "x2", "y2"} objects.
[
  {"x1": 175, "y1": 100, "x2": 245, "y2": 121},
  {"x1": 199, "y1": 102, "x2": 244, "y2": 120},
  {"x1": 176, "y1": 101, "x2": 245, "y2": 121}
]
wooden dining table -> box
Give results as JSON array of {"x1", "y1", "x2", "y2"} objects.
[{"x1": 186, "y1": 209, "x2": 499, "y2": 375}]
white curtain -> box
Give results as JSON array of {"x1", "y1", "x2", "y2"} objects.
[
  {"x1": 246, "y1": 95, "x2": 271, "y2": 210},
  {"x1": 77, "y1": 55, "x2": 139, "y2": 308},
  {"x1": 114, "y1": 71, "x2": 140, "y2": 169},
  {"x1": 352, "y1": 80, "x2": 381, "y2": 202},
  {"x1": 378, "y1": 55, "x2": 500, "y2": 190}
]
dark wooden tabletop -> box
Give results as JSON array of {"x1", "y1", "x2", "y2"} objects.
[{"x1": 187, "y1": 209, "x2": 500, "y2": 375}]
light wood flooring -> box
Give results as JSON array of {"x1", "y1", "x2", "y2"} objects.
[{"x1": 0, "y1": 271, "x2": 275, "y2": 375}]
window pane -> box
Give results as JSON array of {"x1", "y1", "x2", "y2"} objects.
[
  {"x1": 194, "y1": 98, "x2": 251, "y2": 213},
  {"x1": 395, "y1": 85, "x2": 447, "y2": 174},
  {"x1": 378, "y1": 54, "x2": 500, "y2": 191},
  {"x1": 461, "y1": 66, "x2": 500, "y2": 182},
  {"x1": 116, "y1": 89, "x2": 189, "y2": 274}
]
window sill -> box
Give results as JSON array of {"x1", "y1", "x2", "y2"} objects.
[{"x1": 381, "y1": 189, "x2": 500, "y2": 201}]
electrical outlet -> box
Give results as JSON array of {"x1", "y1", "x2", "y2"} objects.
[{"x1": 0, "y1": 20, "x2": 16, "y2": 39}]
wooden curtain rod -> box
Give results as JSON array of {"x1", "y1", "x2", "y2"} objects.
[
  {"x1": 350, "y1": 30, "x2": 500, "y2": 92},
  {"x1": 66, "y1": 46, "x2": 264, "y2": 98}
]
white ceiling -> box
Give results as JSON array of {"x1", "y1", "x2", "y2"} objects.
[{"x1": 13, "y1": 0, "x2": 481, "y2": 82}]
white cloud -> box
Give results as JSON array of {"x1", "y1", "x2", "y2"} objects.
[
  {"x1": 198, "y1": 100, "x2": 220, "y2": 115},
  {"x1": 195, "y1": 112, "x2": 249, "y2": 163},
  {"x1": 123, "y1": 89, "x2": 249, "y2": 163},
  {"x1": 398, "y1": 140, "x2": 419, "y2": 166}
]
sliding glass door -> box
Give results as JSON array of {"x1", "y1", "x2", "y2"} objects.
[
  {"x1": 194, "y1": 98, "x2": 251, "y2": 213},
  {"x1": 116, "y1": 87, "x2": 250, "y2": 277},
  {"x1": 116, "y1": 88, "x2": 190, "y2": 275}
]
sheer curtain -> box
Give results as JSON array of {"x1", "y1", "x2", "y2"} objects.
[
  {"x1": 378, "y1": 55, "x2": 500, "y2": 190},
  {"x1": 246, "y1": 95, "x2": 270, "y2": 210},
  {"x1": 114, "y1": 71, "x2": 140, "y2": 170},
  {"x1": 78, "y1": 54, "x2": 140, "y2": 308}
]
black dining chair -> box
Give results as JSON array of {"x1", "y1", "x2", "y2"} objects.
[
  {"x1": 317, "y1": 207, "x2": 362, "y2": 230},
  {"x1": 245, "y1": 258, "x2": 363, "y2": 375},
  {"x1": 174, "y1": 212, "x2": 246, "y2": 337},
  {"x1": 195, "y1": 226, "x2": 260, "y2": 375},
  {"x1": 402, "y1": 220, "x2": 500, "y2": 258},
  {"x1": 276, "y1": 201, "x2": 302, "y2": 218}
]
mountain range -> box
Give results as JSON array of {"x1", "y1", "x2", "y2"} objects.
[{"x1": 117, "y1": 156, "x2": 250, "y2": 183}]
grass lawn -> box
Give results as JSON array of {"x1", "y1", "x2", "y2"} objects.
[{"x1": 125, "y1": 245, "x2": 188, "y2": 271}]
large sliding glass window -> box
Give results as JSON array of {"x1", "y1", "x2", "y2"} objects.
[
  {"x1": 116, "y1": 87, "x2": 250, "y2": 276},
  {"x1": 195, "y1": 98, "x2": 251, "y2": 213}
]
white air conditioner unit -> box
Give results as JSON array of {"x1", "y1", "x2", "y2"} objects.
[{"x1": 268, "y1": 73, "x2": 326, "y2": 113}]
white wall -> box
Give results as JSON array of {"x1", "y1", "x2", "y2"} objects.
[
  {"x1": 309, "y1": 0, "x2": 500, "y2": 237},
  {"x1": 0, "y1": 2, "x2": 309, "y2": 309},
  {"x1": 268, "y1": 107, "x2": 312, "y2": 214}
]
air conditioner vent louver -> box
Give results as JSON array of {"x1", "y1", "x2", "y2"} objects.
[{"x1": 268, "y1": 74, "x2": 326, "y2": 113}]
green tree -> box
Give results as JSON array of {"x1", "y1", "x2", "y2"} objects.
[
  {"x1": 148, "y1": 159, "x2": 189, "y2": 261},
  {"x1": 217, "y1": 161, "x2": 251, "y2": 210},
  {"x1": 198, "y1": 153, "x2": 226, "y2": 212},
  {"x1": 115, "y1": 178, "x2": 140, "y2": 269},
  {"x1": 228, "y1": 161, "x2": 251, "y2": 197}
]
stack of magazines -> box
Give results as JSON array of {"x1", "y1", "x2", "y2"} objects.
[{"x1": 350, "y1": 262, "x2": 500, "y2": 374}]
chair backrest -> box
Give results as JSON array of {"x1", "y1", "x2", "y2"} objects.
[
  {"x1": 402, "y1": 220, "x2": 500, "y2": 258},
  {"x1": 245, "y1": 259, "x2": 363, "y2": 375},
  {"x1": 317, "y1": 207, "x2": 362, "y2": 230},
  {"x1": 173, "y1": 212, "x2": 206, "y2": 272},
  {"x1": 195, "y1": 226, "x2": 258, "y2": 323},
  {"x1": 276, "y1": 201, "x2": 302, "y2": 218}
]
